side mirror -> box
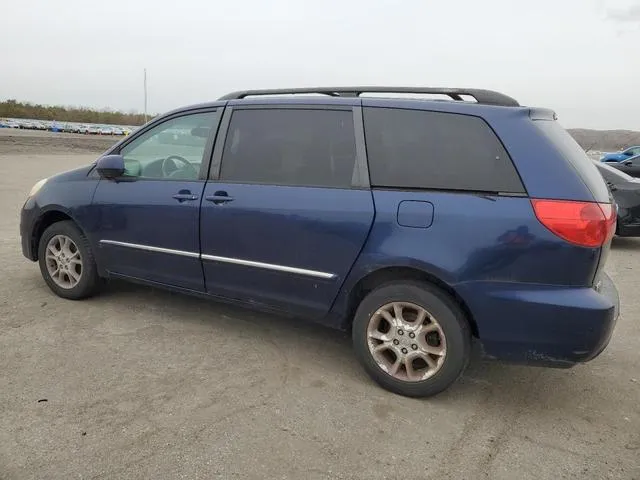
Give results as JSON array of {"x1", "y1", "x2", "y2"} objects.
[
  {"x1": 622, "y1": 160, "x2": 633, "y2": 166},
  {"x1": 96, "y1": 154, "x2": 125, "y2": 179}
]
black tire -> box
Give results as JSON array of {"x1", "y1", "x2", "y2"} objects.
[
  {"x1": 352, "y1": 281, "x2": 471, "y2": 398},
  {"x1": 37, "y1": 220, "x2": 102, "y2": 300}
]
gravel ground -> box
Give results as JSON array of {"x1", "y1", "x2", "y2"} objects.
[
  {"x1": 0, "y1": 129, "x2": 638, "y2": 479},
  {"x1": 0, "y1": 128, "x2": 119, "y2": 155}
]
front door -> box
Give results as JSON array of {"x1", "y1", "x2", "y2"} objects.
[
  {"x1": 200, "y1": 105, "x2": 375, "y2": 318},
  {"x1": 91, "y1": 109, "x2": 220, "y2": 291}
]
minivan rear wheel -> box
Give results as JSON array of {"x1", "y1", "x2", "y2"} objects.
[{"x1": 352, "y1": 281, "x2": 471, "y2": 397}]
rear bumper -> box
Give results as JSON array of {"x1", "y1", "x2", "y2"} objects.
[
  {"x1": 616, "y1": 222, "x2": 640, "y2": 237},
  {"x1": 457, "y1": 274, "x2": 619, "y2": 367}
]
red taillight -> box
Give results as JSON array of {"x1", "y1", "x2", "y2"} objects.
[{"x1": 531, "y1": 199, "x2": 616, "y2": 248}]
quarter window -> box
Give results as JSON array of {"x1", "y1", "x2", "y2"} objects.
[
  {"x1": 219, "y1": 109, "x2": 357, "y2": 188},
  {"x1": 119, "y1": 111, "x2": 217, "y2": 180},
  {"x1": 363, "y1": 107, "x2": 525, "y2": 193}
]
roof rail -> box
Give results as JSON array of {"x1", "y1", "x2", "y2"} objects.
[{"x1": 218, "y1": 87, "x2": 519, "y2": 107}]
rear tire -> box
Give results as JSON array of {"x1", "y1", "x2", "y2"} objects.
[
  {"x1": 37, "y1": 220, "x2": 102, "y2": 300},
  {"x1": 352, "y1": 281, "x2": 471, "y2": 398}
]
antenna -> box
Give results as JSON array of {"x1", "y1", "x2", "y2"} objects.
[{"x1": 143, "y1": 68, "x2": 148, "y2": 123}]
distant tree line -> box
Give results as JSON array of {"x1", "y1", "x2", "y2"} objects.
[{"x1": 0, "y1": 99, "x2": 150, "y2": 125}]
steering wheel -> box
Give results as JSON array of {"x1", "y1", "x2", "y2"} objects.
[{"x1": 161, "y1": 155, "x2": 198, "y2": 179}]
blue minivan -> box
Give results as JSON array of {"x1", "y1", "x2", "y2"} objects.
[{"x1": 20, "y1": 87, "x2": 619, "y2": 397}]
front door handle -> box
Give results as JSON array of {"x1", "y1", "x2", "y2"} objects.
[
  {"x1": 172, "y1": 191, "x2": 199, "y2": 202},
  {"x1": 205, "y1": 191, "x2": 234, "y2": 205}
]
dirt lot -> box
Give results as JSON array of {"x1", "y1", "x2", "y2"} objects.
[
  {"x1": 0, "y1": 128, "x2": 118, "y2": 155},
  {"x1": 0, "y1": 129, "x2": 638, "y2": 479}
]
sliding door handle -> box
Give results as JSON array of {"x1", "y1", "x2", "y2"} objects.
[{"x1": 205, "y1": 191, "x2": 234, "y2": 204}]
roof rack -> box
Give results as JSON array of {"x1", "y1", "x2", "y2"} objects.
[{"x1": 218, "y1": 87, "x2": 519, "y2": 107}]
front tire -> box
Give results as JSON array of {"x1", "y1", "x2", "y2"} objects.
[
  {"x1": 37, "y1": 220, "x2": 102, "y2": 300},
  {"x1": 352, "y1": 281, "x2": 471, "y2": 398}
]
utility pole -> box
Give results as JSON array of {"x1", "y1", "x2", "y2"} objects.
[{"x1": 144, "y1": 68, "x2": 148, "y2": 123}]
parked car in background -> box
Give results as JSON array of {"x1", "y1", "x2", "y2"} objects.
[
  {"x1": 72, "y1": 124, "x2": 89, "y2": 134},
  {"x1": 3, "y1": 119, "x2": 21, "y2": 128},
  {"x1": 99, "y1": 126, "x2": 114, "y2": 135},
  {"x1": 19, "y1": 86, "x2": 619, "y2": 398},
  {"x1": 603, "y1": 154, "x2": 640, "y2": 178},
  {"x1": 49, "y1": 122, "x2": 63, "y2": 133},
  {"x1": 593, "y1": 160, "x2": 640, "y2": 237},
  {"x1": 601, "y1": 146, "x2": 640, "y2": 162},
  {"x1": 86, "y1": 125, "x2": 101, "y2": 135},
  {"x1": 111, "y1": 127, "x2": 124, "y2": 136}
]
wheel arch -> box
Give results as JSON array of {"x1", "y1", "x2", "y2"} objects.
[
  {"x1": 342, "y1": 266, "x2": 480, "y2": 338},
  {"x1": 31, "y1": 207, "x2": 81, "y2": 261}
]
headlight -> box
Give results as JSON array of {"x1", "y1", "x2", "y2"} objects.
[{"x1": 28, "y1": 178, "x2": 47, "y2": 198}]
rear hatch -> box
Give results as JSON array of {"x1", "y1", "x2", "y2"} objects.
[{"x1": 533, "y1": 119, "x2": 615, "y2": 286}]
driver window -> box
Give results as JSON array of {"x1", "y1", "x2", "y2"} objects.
[{"x1": 119, "y1": 111, "x2": 217, "y2": 180}]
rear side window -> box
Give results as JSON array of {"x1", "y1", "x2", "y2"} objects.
[
  {"x1": 535, "y1": 120, "x2": 610, "y2": 203},
  {"x1": 363, "y1": 107, "x2": 525, "y2": 193},
  {"x1": 219, "y1": 109, "x2": 357, "y2": 188}
]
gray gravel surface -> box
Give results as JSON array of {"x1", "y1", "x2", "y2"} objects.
[{"x1": 1, "y1": 130, "x2": 638, "y2": 479}]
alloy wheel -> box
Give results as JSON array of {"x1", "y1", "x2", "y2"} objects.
[
  {"x1": 45, "y1": 234, "x2": 83, "y2": 289},
  {"x1": 367, "y1": 302, "x2": 447, "y2": 382}
]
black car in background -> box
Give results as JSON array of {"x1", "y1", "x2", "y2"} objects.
[
  {"x1": 594, "y1": 160, "x2": 640, "y2": 237},
  {"x1": 603, "y1": 155, "x2": 640, "y2": 178}
]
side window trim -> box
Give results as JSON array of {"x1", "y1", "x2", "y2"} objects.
[
  {"x1": 210, "y1": 105, "x2": 364, "y2": 189},
  {"x1": 198, "y1": 109, "x2": 224, "y2": 180},
  {"x1": 352, "y1": 106, "x2": 371, "y2": 189},
  {"x1": 208, "y1": 106, "x2": 233, "y2": 180}
]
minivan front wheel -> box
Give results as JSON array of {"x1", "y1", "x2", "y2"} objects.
[
  {"x1": 352, "y1": 281, "x2": 471, "y2": 397},
  {"x1": 37, "y1": 220, "x2": 102, "y2": 300}
]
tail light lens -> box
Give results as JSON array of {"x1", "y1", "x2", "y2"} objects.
[{"x1": 531, "y1": 199, "x2": 616, "y2": 248}]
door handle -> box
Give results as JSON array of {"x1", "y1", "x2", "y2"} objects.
[
  {"x1": 205, "y1": 191, "x2": 234, "y2": 205},
  {"x1": 172, "y1": 192, "x2": 199, "y2": 202}
]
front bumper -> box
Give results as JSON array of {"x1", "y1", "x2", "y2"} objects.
[
  {"x1": 20, "y1": 198, "x2": 38, "y2": 261},
  {"x1": 458, "y1": 274, "x2": 620, "y2": 367}
]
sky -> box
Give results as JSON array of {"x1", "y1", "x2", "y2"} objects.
[{"x1": 0, "y1": 0, "x2": 638, "y2": 130}]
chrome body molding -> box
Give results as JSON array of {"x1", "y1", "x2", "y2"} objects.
[
  {"x1": 200, "y1": 253, "x2": 336, "y2": 279},
  {"x1": 99, "y1": 239, "x2": 336, "y2": 279},
  {"x1": 99, "y1": 239, "x2": 200, "y2": 258}
]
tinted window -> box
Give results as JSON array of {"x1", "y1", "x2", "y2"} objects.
[
  {"x1": 535, "y1": 120, "x2": 610, "y2": 203},
  {"x1": 120, "y1": 111, "x2": 216, "y2": 180},
  {"x1": 363, "y1": 107, "x2": 524, "y2": 193},
  {"x1": 219, "y1": 109, "x2": 356, "y2": 188}
]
